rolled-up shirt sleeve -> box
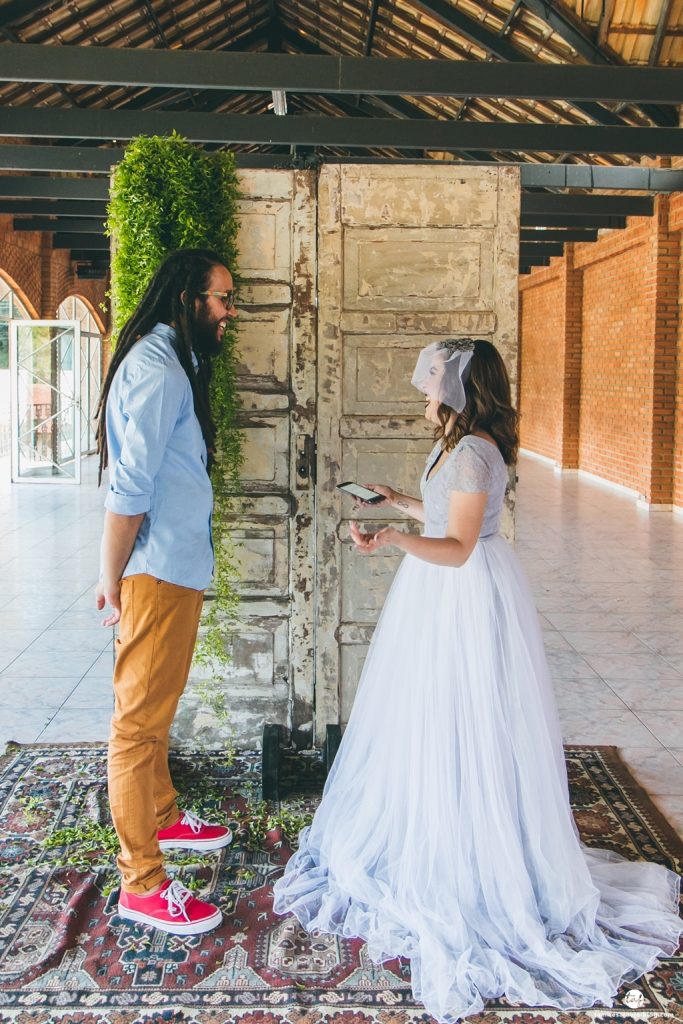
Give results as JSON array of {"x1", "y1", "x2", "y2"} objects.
[{"x1": 105, "y1": 360, "x2": 187, "y2": 516}]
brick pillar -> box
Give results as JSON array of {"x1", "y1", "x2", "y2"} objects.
[
  {"x1": 559, "y1": 245, "x2": 582, "y2": 470},
  {"x1": 39, "y1": 232, "x2": 55, "y2": 318},
  {"x1": 644, "y1": 195, "x2": 680, "y2": 507}
]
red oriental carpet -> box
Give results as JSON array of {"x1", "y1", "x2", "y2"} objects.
[{"x1": 0, "y1": 743, "x2": 680, "y2": 1024}]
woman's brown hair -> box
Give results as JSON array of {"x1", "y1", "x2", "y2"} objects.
[{"x1": 434, "y1": 339, "x2": 519, "y2": 464}]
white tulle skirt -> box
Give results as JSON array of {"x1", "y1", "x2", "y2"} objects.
[{"x1": 273, "y1": 536, "x2": 682, "y2": 1022}]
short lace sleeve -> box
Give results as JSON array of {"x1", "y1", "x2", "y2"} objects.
[{"x1": 445, "y1": 441, "x2": 492, "y2": 494}]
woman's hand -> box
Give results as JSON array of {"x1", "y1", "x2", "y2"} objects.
[
  {"x1": 350, "y1": 521, "x2": 402, "y2": 554},
  {"x1": 353, "y1": 483, "x2": 395, "y2": 510}
]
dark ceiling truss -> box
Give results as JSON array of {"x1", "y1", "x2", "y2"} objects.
[
  {"x1": 14, "y1": 217, "x2": 107, "y2": 233},
  {"x1": 0, "y1": 25, "x2": 82, "y2": 110},
  {"x1": 53, "y1": 233, "x2": 108, "y2": 249},
  {"x1": 517, "y1": 0, "x2": 675, "y2": 125},
  {"x1": 409, "y1": 0, "x2": 655, "y2": 126},
  {"x1": 520, "y1": 241, "x2": 565, "y2": 258},
  {"x1": 499, "y1": 0, "x2": 523, "y2": 38},
  {"x1": 520, "y1": 213, "x2": 627, "y2": 229},
  {"x1": 137, "y1": 0, "x2": 171, "y2": 48},
  {"x1": 364, "y1": 0, "x2": 381, "y2": 56},
  {"x1": 0, "y1": 177, "x2": 108, "y2": 200},
  {"x1": 519, "y1": 259, "x2": 549, "y2": 273},
  {"x1": 2, "y1": 106, "x2": 682, "y2": 156},
  {"x1": 649, "y1": 0, "x2": 673, "y2": 67},
  {"x1": 522, "y1": 194, "x2": 653, "y2": 216},
  {"x1": 0, "y1": 145, "x2": 124, "y2": 172},
  {"x1": 0, "y1": 200, "x2": 109, "y2": 217},
  {"x1": 596, "y1": 0, "x2": 616, "y2": 47},
  {"x1": 12, "y1": 1, "x2": 270, "y2": 66},
  {"x1": 278, "y1": 25, "x2": 608, "y2": 166},
  {"x1": 0, "y1": 24, "x2": 271, "y2": 123},
  {"x1": 520, "y1": 228, "x2": 599, "y2": 242},
  {"x1": 267, "y1": 0, "x2": 281, "y2": 52},
  {"x1": 2, "y1": 43, "x2": 681, "y2": 105},
  {"x1": 1, "y1": 144, "x2": 683, "y2": 194},
  {"x1": 519, "y1": 0, "x2": 615, "y2": 63},
  {"x1": 70, "y1": 249, "x2": 111, "y2": 263},
  {"x1": 0, "y1": 0, "x2": 58, "y2": 31}
]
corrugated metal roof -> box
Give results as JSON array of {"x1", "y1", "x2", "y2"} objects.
[
  {"x1": 0, "y1": 0, "x2": 678, "y2": 166},
  {"x1": 562, "y1": 0, "x2": 683, "y2": 65}
]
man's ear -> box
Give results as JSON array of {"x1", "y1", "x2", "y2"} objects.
[{"x1": 180, "y1": 289, "x2": 187, "y2": 306}]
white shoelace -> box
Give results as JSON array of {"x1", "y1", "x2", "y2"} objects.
[
  {"x1": 179, "y1": 809, "x2": 206, "y2": 835},
  {"x1": 160, "y1": 879, "x2": 194, "y2": 921}
]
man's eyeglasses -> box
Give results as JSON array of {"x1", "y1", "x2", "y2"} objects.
[{"x1": 199, "y1": 289, "x2": 235, "y2": 309}]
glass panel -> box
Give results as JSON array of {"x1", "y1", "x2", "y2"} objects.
[
  {"x1": 58, "y1": 297, "x2": 102, "y2": 456},
  {"x1": 87, "y1": 334, "x2": 101, "y2": 453},
  {"x1": 0, "y1": 319, "x2": 8, "y2": 372},
  {"x1": 11, "y1": 321, "x2": 80, "y2": 482}
]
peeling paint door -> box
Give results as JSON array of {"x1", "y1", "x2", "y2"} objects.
[
  {"x1": 182, "y1": 169, "x2": 317, "y2": 750},
  {"x1": 315, "y1": 164, "x2": 520, "y2": 738},
  {"x1": 234, "y1": 169, "x2": 317, "y2": 748}
]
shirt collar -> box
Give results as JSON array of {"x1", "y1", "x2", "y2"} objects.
[{"x1": 152, "y1": 322, "x2": 199, "y2": 371}]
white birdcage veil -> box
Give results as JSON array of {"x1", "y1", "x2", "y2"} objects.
[{"x1": 411, "y1": 339, "x2": 475, "y2": 413}]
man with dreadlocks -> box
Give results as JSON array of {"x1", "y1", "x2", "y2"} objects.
[{"x1": 95, "y1": 248, "x2": 238, "y2": 935}]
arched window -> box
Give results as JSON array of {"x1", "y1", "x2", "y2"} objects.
[
  {"x1": 58, "y1": 295, "x2": 103, "y2": 455},
  {"x1": 0, "y1": 279, "x2": 32, "y2": 458}
]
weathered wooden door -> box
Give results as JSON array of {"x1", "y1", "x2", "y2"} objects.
[
  {"x1": 314, "y1": 164, "x2": 520, "y2": 738},
  {"x1": 178, "y1": 169, "x2": 317, "y2": 749},
  {"x1": 180, "y1": 162, "x2": 519, "y2": 749}
]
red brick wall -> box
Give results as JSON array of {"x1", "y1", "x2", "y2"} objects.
[
  {"x1": 0, "y1": 215, "x2": 109, "y2": 328},
  {"x1": 669, "y1": 192, "x2": 683, "y2": 509},
  {"x1": 519, "y1": 198, "x2": 682, "y2": 508},
  {"x1": 519, "y1": 265, "x2": 565, "y2": 462},
  {"x1": 0, "y1": 215, "x2": 42, "y2": 315},
  {"x1": 577, "y1": 232, "x2": 652, "y2": 493}
]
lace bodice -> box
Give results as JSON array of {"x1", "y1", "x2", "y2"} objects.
[{"x1": 420, "y1": 435, "x2": 508, "y2": 539}]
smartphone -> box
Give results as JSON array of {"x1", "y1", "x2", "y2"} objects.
[{"x1": 336, "y1": 482, "x2": 386, "y2": 504}]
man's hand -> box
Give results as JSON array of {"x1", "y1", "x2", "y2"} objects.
[
  {"x1": 96, "y1": 577, "x2": 122, "y2": 627},
  {"x1": 97, "y1": 510, "x2": 145, "y2": 628},
  {"x1": 350, "y1": 521, "x2": 401, "y2": 554}
]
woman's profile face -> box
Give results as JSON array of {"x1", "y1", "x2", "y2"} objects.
[
  {"x1": 421, "y1": 354, "x2": 446, "y2": 424},
  {"x1": 424, "y1": 394, "x2": 441, "y2": 424}
]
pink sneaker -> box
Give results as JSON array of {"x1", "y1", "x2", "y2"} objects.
[
  {"x1": 157, "y1": 809, "x2": 233, "y2": 852},
  {"x1": 118, "y1": 878, "x2": 222, "y2": 935}
]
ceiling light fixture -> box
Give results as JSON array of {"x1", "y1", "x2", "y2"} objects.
[{"x1": 271, "y1": 90, "x2": 288, "y2": 116}]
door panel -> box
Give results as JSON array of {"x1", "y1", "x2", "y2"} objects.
[
  {"x1": 316, "y1": 164, "x2": 520, "y2": 736},
  {"x1": 176, "y1": 169, "x2": 317, "y2": 749}
]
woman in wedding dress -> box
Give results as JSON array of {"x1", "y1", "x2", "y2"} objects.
[{"x1": 273, "y1": 339, "x2": 682, "y2": 1023}]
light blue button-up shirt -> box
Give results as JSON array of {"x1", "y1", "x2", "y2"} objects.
[{"x1": 104, "y1": 323, "x2": 214, "y2": 590}]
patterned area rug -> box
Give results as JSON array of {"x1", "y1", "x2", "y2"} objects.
[{"x1": 0, "y1": 743, "x2": 680, "y2": 1024}]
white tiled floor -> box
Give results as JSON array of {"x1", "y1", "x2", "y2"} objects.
[
  {"x1": 0, "y1": 451, "x2": 682, "y2": 835},
  {"x1": 516, "y1": 454, "x2": 683, "y2": 835},
  {"x1": 0, "y1": 454, "x2": 114, "y2": 746}
]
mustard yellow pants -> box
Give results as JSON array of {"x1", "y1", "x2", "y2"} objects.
[{"x1": 108, "y1": 573, "x2": 204, "y2": 894}]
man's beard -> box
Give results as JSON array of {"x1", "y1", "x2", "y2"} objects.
[{"x1": 193, "y1": 310, "x2": 224, "y2": 358}]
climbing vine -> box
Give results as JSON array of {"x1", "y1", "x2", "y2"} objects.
[{"x1": 107, "y1": 132, "x2": 244, "y2": 742}]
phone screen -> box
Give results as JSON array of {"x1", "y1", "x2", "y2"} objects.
[{"x1": 337, "y1": 482, "x2": 384, "y2": 503}]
